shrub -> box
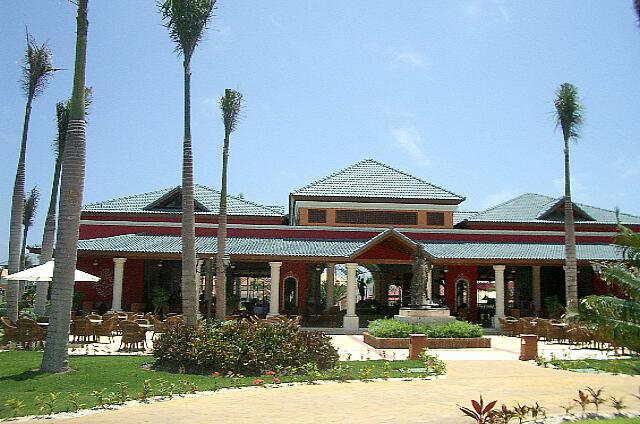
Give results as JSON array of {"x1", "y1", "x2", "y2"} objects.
[
  {"x1": 368, "y1": 319, "x2": 482, "y2": 339},
  {"x1": 425, "y1": 321, "x2": 483, "y2": 338},
  {"x1": 153, "y1": 321, "x2": 338, "y2": 375}
]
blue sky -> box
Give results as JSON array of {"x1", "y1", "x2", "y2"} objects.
[{"x1": 1, "y1": 1, "x2": 639, "y2": 262}]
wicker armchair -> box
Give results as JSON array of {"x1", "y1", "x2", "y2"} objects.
[
  {"x1": 151, "y1": 316, "x2": 168, "y2": 338},
  {"x1": 1, "y1": 316, "x2": 17, "y2": 344},
  {"x1": 119, "y1": 320, "x2": 146, "y2": 352},
  {"x1": 498, "y1": 318, "x2": 516, "y2": 336},
  {"x1": 16, "y1": 318, "x2": 47, "y2": 349},
  {"x1": 71, "y1": 316, "x2": 96, "y2": 343},
  {"x1": 566, "y1": 325, "x2": 593, "y2": 348},
  {"x1": 94, "y1": 318, "x2": 117, "y2": 343},
  {"x1": 164, "y1": 316, "x2": 183, "y2": 330},
  {"x1": 517, "y1": 318, "x2": 536, "y2": 335}
]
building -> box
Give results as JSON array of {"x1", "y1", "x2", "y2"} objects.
[{"x1": 68, "y1": 159, "x2": 640, "y2": 330}]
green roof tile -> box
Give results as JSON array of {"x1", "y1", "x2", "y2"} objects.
[
  {"x1": 292, "y1": 159, "x2": 464, "y2": 202},
  {"x1": 82, "y1": 184, "x2": 283, "y2": 217},
  {"x1": 467, "y1": 193, "x2": 640, "y2": 225}
]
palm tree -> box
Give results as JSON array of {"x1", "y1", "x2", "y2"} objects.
[
  {"x1": 215, "y1": 89, "x2": 243, "y2": 320},
  {"x1": 6, "y1": 34, "x2": 56, "y2": 324},
  {"x1": 635, "y1": 0, "x2": 640, "y2": 26},
  {"x1": 40, "y1": 89, "x2": 92, "y2": 265},
  {"x1": 41, "y1": 0, "x2": 89, "y2": 373},
  {"x1": 21, "y1": 187, "x2": 40, "y2": 271},
  {"x1": 554, "y1": 83, "x2": 583, "y2": 309},
  {"x1": 160, "y1": 0, "x2": 215, "y2": 327},
  {"x1": 575, "y1": 224, "x2": 640, "y2": 351}
]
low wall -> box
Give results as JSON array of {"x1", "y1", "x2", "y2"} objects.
[{"x1": 363, "y1": 332, "x2": 491, "y2": 349}]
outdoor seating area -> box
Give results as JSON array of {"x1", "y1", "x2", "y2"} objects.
[{"x1": 498, "y1": 317, "x2": 631, "y2": 354}]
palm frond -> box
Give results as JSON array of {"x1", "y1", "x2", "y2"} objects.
[
  {"x1": 159, "y1": 0, "x2": 216, "y2": 61},
  {"x1": 20, "y1": 32, "x2": 57, "y2": 99},
  {"x1": 554, "y1": 83, "x2": 583, "y2": 142},
  {"x1": 580, "y1": 295, "x2": 640, "y2": 324},
  {"x1": 23, "y1": 187, "x2": 40, "y2": 229},
  {"x1": 613, "y1": 223, "x2": 640, "y2": 266},
  {"x1": 53, "y1": 87, "x2": 92, "y2": 158},
  {"x1": 220, "y1": 88, "x2": 243, "y2": 136},
  {"x1": 600, "y1": 265, "x2": 640, "y2": 300}
]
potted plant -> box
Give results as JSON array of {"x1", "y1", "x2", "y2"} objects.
[{"x1": 152, "y1": 288, "x2": 171, "y2": 316}]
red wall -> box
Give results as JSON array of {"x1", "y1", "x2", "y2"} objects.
[
  {"x1": 445, "y1": 265, "x2": 478, "y2": 322},
  {"x1": 75, "y1": 257, "x2": 145, "y2": 310}
]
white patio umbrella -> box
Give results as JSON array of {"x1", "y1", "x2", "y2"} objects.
[{"x1": 4, "y1": 260, "x2": 100, "y2": 282}]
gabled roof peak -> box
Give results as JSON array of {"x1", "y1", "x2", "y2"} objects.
[{"x1": 292, "y1": 158, "x2": 465, "y2": 203}]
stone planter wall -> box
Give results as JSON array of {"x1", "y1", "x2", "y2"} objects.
[{"x1": 363, "y1": 332, "x2": 491, "y2": 349}]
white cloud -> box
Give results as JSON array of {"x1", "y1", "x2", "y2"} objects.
[
  {"x1": 390, "y1": 127, "x2": 430, "y2": 165},
  {"x1": 393, "y1": 50, "x2": 425, "y2": 68}
]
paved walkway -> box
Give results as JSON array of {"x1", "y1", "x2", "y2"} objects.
[{"x1": 24, "y1": 360, "x2": 639, "y2": 424}]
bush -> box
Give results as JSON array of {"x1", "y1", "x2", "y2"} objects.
[
  {"x1": 153, "y1": 321, "x2": 338, "y2": 375},
  {"x1": 368, "y1": 319, "x2": 483, "y2": 339}
]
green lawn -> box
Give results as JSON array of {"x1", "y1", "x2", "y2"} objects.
[
  {"x1": 550, "y1": 358, "x2": 640, "y2": 375},
  {"x1": 571, "y1": 417, "x2": 640, "y2": 423},
  {"x1": 0, "y1": 351, "x2": 427, "y2": 418}
]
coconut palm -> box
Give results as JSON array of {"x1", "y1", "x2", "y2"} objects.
[
  {"x1": 159, "y1": 0, "x2": 215, "y2": 327},
  {"x1": 6, "y1": 34, "x2": 56, "y2": 323},
  {"x1": 20, "y1": 187, "x2": 40, "y2": 271},
  {"x1": 575, "y1": 224, "x2": 640, "y2": 351},
  {"x1": 40, "y1": 89, "x2": 92, "y2": 265},
  {"x1": 41, "y1": 0, "x2": 89, "y2": 373},
  {"x1": 554, "y1": 83, "x2": 583, "y2": 309},
  {"x1": 215, "y1": 89, "x2": 243, "y2": 320}
]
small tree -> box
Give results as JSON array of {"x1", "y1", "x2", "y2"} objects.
[{"x1": 215, "y1": 89, "x2": 243, "y2": 320}]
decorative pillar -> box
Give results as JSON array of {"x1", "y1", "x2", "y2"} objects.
[
  {"x1": 325, "y1": 264, "x2": 335, "y2": 310},
  {"x1": 268, "y1": 262, "x2": 282, "y2": 317},
  {"x1": 426, "y1": 264, "x2": 433, "y2": 301},
  {"x1": 34, "y1": 281, "x2": 49, "y2": 316},
  {"x1": 111, "y1": 258, "x2": 127, "y2": 311},
  {"x1": 532, "y1": 265, "x2": 541, "y2": 313},
  {"x1": 343, "y1": 262, "x2": 359, "y2": 331},
  {"x1": 493, "y1": 265, "x2": 506, "y2": 328}
]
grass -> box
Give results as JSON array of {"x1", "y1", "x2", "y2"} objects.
[
  {"x1": 0, "y1": 351, "x2": 429, "y2": 418},
  {"x1": 550, "y1": 358, "x2": 640, "y2": 375},
  {"x1": 571, "y1": 418, "x2": 640, "y2": 423}
]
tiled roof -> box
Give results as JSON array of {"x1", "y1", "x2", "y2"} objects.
[
  {"x1": 77, "y1": 233, "x2": 621, "y2": 261},
  {"x1": 82, "y1": 185, "x2": 283, "y2": 217},
  {"x1": 466, "y1": 193, "x2": 640, "y2": 225},
  {"x1": 421, "y1": 241, "x2": 622, "y2": 261},
  {"x1": 453, "y1": 211, "x2": 477, "y2": 225},
  {"x1": 292, "y1": 159, "x2": 464, "y2": 202}
]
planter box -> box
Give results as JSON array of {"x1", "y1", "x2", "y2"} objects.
[
  {"x1": 363, "y1": 332, "x2": 491, "y2": 349},
  {"x1": 363, "y1": 332, "x2": 410, "y2": 349}
]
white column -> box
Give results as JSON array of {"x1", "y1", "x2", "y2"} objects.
[
  {"x1": 111, "y1": 258, "x2": 127, "y2": 311},
  {"x1": 532, "y1": 265, "x2": 541, "y2": 313},
  {"x1": 325, "y1": 264, "x2": 335, "y2": 310},
  {"x1": 426, "y1": 265, "x2": 433, "y2": 301},
  {"x1": 195, "y1": 259, "x2": 204, "y2": 298},
  {"x1": 493, "y1": 265, "x2": 506, "y2": 328},
  {"x1": 343, "y1": 262, "x2": 359, "y2": 332},
  {"x1": 34, "y1": 281, "x2": 49, "y2": 316},
  {"x1": 268, "y1": 262, "x2": 282, "y2": 317}
]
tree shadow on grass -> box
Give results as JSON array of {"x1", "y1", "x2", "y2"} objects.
[{"x1": 0, "y1": 368, "x2": 46, "y2": 382}]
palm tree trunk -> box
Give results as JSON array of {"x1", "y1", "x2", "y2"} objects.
[
  {"x1": 20, "y1": 225, "x2": 29, "y2": 270},
  {"x1": 41, "y1": 0, "x2": 88, "y2": 373},
  {"x1": 40, "y1": 154, "x2": 63, "y2": 264},
  {"x1": 181, "y1": 58, "x2": 197, "y2": 327},
  {"x1": 215, "y1": 137, "x2": 229, "y2": 320},
  {"x1": 7, "y1": 93, "x2": 34, "y2": 323},
  {"x1": 564, "y1": 138, "x2": 578, "y2": 309}
]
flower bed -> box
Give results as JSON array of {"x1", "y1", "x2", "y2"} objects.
[{"x1": 364, "y1": 319, "x2": 489, "y2": 349}]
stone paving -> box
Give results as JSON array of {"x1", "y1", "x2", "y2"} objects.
[{"x1": 21, "y1": 360, "x2": 640, "y2": 424}]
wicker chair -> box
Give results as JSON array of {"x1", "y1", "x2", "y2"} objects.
[
  {"x1": 567, "y1": 325, "x2": 593, "y2": 348},
  {"x1": 71, "y1": 316, "x2": 96, "y2": 343},
  {"x1": 498, "y1": 318, "x2": 516, "y2": 336},
  {"x1": 164, "y1": 316, "x2": 183, "y2": 330},
  {"x1": 119, "y1": 320, "x2": 146, "y2": 352},
  {"x1": 94, "y1": 318, "x2": 117, "y2": 343},
  {"x1": 151, "y1": 316, "x2": 168, "y2": 338},
  {"x1": 1, "y1": 316, "x2": 18, "y2": 344},
  {"x1": 517, "y1": 318, "x2": 536, "y2": 335},
  {"x1": 16, "y1": 318, "x2": 47, "y2": 349}
]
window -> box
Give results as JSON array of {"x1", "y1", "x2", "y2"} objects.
[
  {"x1": 307, "y1": 209, "x2": 327, "y2": 224},
  {"x1": 426, "y1": 212, "x2": 445, "y2": 226},
  {"x1": 335, "y1": 210, "x2": 417, "y2": 225}
]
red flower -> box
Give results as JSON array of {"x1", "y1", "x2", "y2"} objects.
[
  {"x1": 212, "y1": 372, "x2": 220, "y2": 378},
  {"x1": 226, "y1": 370, "x2": 233, "y2": 376},
  {"x1": 253, "y1": 379, "x2": 264, "y2": 386},
  {"x1": 273, "y1": 377, "x2": 281, "y2": 384},
  {"x1": 265, "y1": 370, "x2": 275, "y2": 376}
]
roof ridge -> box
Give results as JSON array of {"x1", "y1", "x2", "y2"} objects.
[
  {"x1": 368, "y1": 159, "x2": 465, "y2": 200},
  {"x1": 575, "y1": 200, "x2": 640, "y2": 220},
  {"x1": 474, "y1": 193, "x2": 547, "y2": 216},
  {"x1": 291, "y1": 159, "x2": 370, "y2": 194},
  {"x1": 83, "y1": 186, "x2": 177, "y2": 208},
  {"x1": 195, "y1": 184, "x2": 283, "y2": 214}
]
